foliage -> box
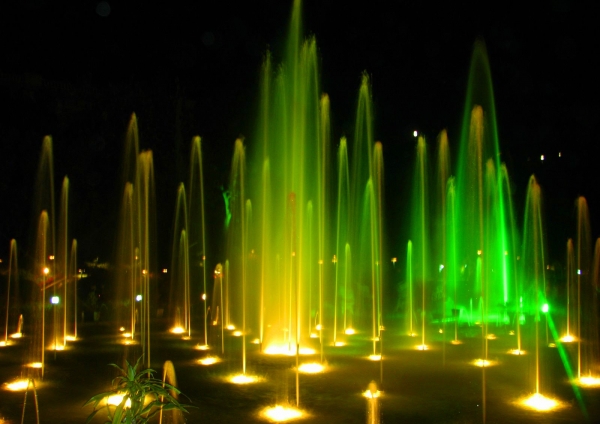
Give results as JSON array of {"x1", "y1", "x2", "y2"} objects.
[{"x1": 84, "y1": 356, "x2": 191, "y2": 424}]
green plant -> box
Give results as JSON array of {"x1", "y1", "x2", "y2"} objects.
[{"x1": 84, "y1": 356, "x2": 191, "y2": 424}]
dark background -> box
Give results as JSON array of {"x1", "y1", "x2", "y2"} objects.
[{"x1": 1, "y1": 0, "x2": 598, "y2": 269}]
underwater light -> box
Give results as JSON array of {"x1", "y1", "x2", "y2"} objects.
[
  {"x1": 28, "y1": 362, "x2": 42, "y2": 369},
  {"x1": 520, "y1": 393, "x2": 561, "y2": 411},
  {"x1": 230, "y1": 374, "x2": 258, "y2": 384},
  {"x1": 170, "y1": 326, "x2": 185, "y2": 334},
  {"x1": 368, "y1": 354, "x2": 382, "y2": 361},
  {"x1": 298, "y1": 362, "x2": 324, "y2": 373},
  {"x1": 106, "y1": 394, "x2": 131, "y2": 408},
  {"x1": 10, "y1": 332, "x2": 22, "y2": 339},
  {"x1": 473, "y1": 359, "x2": 495, "y2": 367},
  {"x1": 416, "y1": 344, "x2": 428, "y2": 351},
  {"x1": 334, "y1": 341, "x2": 345, "y2": 347},
  {"x1": 561, "y1": 334, "x2": 575, "y2": 343},
  {"x1": 509, "y1": 349, "x2": 526, "y2": 355},
  {"x1": 195, "y1": 344, "x2": 210, "y2": 350},
  {"x1": 198, "y1": 357, "x2": 219, "y2": 365},
  {"x1": 262, "y1": 405, "x2": 303, "y2": 422},
  {"x1": 577, "y1": 375, "x2": 600, "y2": 387},
  {"x1": 4, "y1": 379, "x2": 29, "y2": 391},
  {"x1": 344, "y1": 328, "x2": 355, "y2": 335},
  {"x1": 363, "y1": 388, "x2": 381, "y2": 398}
]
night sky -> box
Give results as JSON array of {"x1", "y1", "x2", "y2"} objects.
[{"x1": 1, "y1": 0, "x2": 598, "y2": 268}]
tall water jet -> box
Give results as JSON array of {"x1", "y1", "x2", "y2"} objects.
[
  {"x1": 521, "y1": 176, "x2": 548, "y2": 395},
  {"x1": 115, "y1": 114, "x2": 157, "y2": 367},
  {"x1": 3, "y1": 239, "x2": 19, "y2": 346},
  {"x1": 170, "y1": 183, "x2": 191, "y2": 338},
  {"x1": 68, "y1": 239, "x2": 78, "y2": 340},
  {"x1": 435, "y1": 131, "x2": 450, "y2": 350},
  {"x1": 57, "y1": 176, "x2": 69, "y2": 349},
  {"x1": 334, "y1": 138, "x2": 350, "y2": 344},
  {"x1": 188, "y1": 136, "x2": 208, "y2": 347},
  {"x1": 406, "y1": 241, "x2": 414, "y2": 337},
  {"x1": 411, "y1": 135, "x2": 429, "y2": 350},
  {"x1": 574, "y1": 196, "x2": 598, "y2": 381}
]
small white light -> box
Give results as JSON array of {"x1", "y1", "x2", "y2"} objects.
[
  {"x1": 413, "y1": 130, "x2": 418, "y2": 138},
  {"x1": 136, "y1": 294, "x2": 142, "y2": 302},
  {"x1": 540, "y1": 154, "x2": 545, "y2": 161},
  {"x1": 50, "y1": 296, "x2": 60, "y2": 305}
]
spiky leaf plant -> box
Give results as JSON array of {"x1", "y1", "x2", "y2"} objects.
[{"x1": 84, "y1": 356, "x2": 190, "y2": 424}]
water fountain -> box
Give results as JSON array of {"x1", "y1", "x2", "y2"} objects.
[{"x1": 2, "y1": 1, "x2": 600, "y2": 423}]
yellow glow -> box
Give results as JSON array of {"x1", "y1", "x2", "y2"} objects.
[
  {"x1": 344, "y1": 328, "x2": 355, "y2": 335},
  {"x1": 520, "y1": 393, "x2": 562, "y2": 411},
  {"x1": 577, "y1": 375, "x2": 600, "y2": 387},
  {"x1": 119, "y1": 326, "x2": 125, "y2": 332},
  {"x1": 197, "y1": 357, "x2": 219, "y2": 366},
  {"x1": 561, "y1": 334, "x2": 575, "y2": 343},
  {"x1": 509, "y1": 349, "x2": 526, "y2": 355},
  {"x1": 230, "y1": 374, "x2": 258, "y2": 384},
  {"x1": 0, "y1": 341, "x2": 9, "y2": 347},
  {"x1": 363, "y1": 389, "x2": 381, "y2": 399},
  {"x1": 310, "y1": 332, "x2": 318, "y2": 338},
  {"x1": 264, "y1": 345, "x2": 315, "y2": 356},
  {"x1": 368, "y1": 354, "x2": 382, "y2": 361},
  {"x1": 170, "y1": 326, "x2": 185, "y2": 334},
  {"x1": 315, "y1": 324, "x2": 322, "y2": 331},
  {"x1": 251, "y1": 338, "x2": 260, "y2": 344},
  {"x1": 122, "y1": 339, "x2": 137, "y2": 345},
  {"x1": 232, "y1": 330, "x2": 242, "y2": 337},
  {"x1": 486, "y1": 334, "x2": 497, "y2": 340},
  {"x1": 262, "y1": 405, "x2": 303, "y2": 422},
  {"x1": 451, "y1": 340, "x2": 462, "y2": 345},
  {"x1": 107, "y1": 394, "x2": 131, "y2": 408},
  {"x1": 66, "y1": 335, "x2": 77, "y2": 341},
  {"x1": 28, "y1": 362, "x2": 42, "y2": 369},
  {"x1": 202, "y1": 293, "x2": 207, "y2": 300},
  {"x1": 195, "y1": 344, "x2": 210, "y2": 351},
  {"x1": 10, "y1": 332, "x2": 22, "y2": 339},
  {"x1": 409, "y1": 332, "x2": 417, "y2": 337},
  {"x1": 472, "y1": 359, "x2": 496, "y2": 367},
  {"x1": 509, "y1": 330, "x2": 515, "y2": 335},
  {"x1": 122, "y1": 332, "x2": 132, "y2": 338},
  {"x1": 226, "y1": 324, "x2": 235, "y2": 330},
  {"x1": 50, "y1": 344, "x2": 65, "y2": 351},
  {"x1": 5, "y1": 379, "x2": 29, "y2": 391},
  {"x1": 298, "y1": 363, "x2": 324, "y2": 373},
  {"x1": 334, "y1": 341, "x2": 345, "y2": 347},
  {"x1": 416, "y1": 344, "x2": 428, "y2": 351}
]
